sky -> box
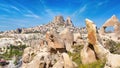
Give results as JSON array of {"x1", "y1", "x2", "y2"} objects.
[{"x1": 0, "y1": 0, "x2": 120, "y2": 31}]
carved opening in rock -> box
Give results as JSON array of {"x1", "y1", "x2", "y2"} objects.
[
  {"x1": 50, "y1": 48, "x2": 57, "y2": 54},
  {"x1": 40, "y1": 56, "x2": 44, "y2": 61},
  {"x1": 16, "y1": 28, "x2": 22, "y2": 33},
  {"x1": 104, "y1": 26, "x2": 114, "y2": 33},
  {"x1": 50, "y1": 35, "x2": 54, "y2": 42},
  {"x1": 50, "y1": 35, "x2": 54, "y2": 38},
  {"x1": 103, "y1": 39, "x2": 106, "y2": 41}
]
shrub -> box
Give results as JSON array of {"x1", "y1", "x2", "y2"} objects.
[{"x1": 105, "y1": 40, "x2": 120, "y2": 54}]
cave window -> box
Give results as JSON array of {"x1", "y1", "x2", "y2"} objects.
[{"x1": 105, "y1": 26, "x2": 114, "y2": 33}]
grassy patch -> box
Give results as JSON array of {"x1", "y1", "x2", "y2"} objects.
[
  {"x1": 78, "y1": 60, "x2": 105, "y2": 68},
  {"x1": 0, "y1": 44, "x2": 27, "y2": 65},
  {"x1": 68, "y1": 45, "x2": 105, "y2": 68}
]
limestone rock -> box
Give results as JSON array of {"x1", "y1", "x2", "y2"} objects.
[
  {"x1": 59, "y1": 28, "x2": 74, "y2": 52},
  {"x1": 53, "y1": 52, "x2": 76, "y2": 68},
  {"x1": 40, "y1": 40, "x2": 45, "y2": 47},
  {"x1": 22, "y1": 47, "x2": 34, "y2": 63},
  {"x1": 73, "y1": 32, "x2": 84, "y2": 45},
  {"x1": 86, "y1": 18, "x2": 110, "y2": 59},
  {"x1": 52, "y1": 56, "x2": 64, "y2": 68},
  {"x1": 81, "y1": 44, "x2": 97, "y2": 64},
  {"x1": 104, "y1": 53, "x2": 120, "y2": 68},
  {"x1": 73, "y1": 32, "x2": 82, "y2": 42},
  {"x1": 23, "y1": 47, "x2": 34, "y2": 54},
  {"x1": 45, "y1": 31, "x2": 66, "y2": 52},
  {"x1": 22, "y1": 52, "x2": 50, "y2": 68},
  {"x1": 62, "y1": 53, "x2": 75, "y2": 68},
  {"x1": 65, "y1": 17, "x2": 74, "y2": 27},
  {"x1": 22, "y1": 43, "x2": 51, "y2": 68},
  {"x1": 103, "y1": 15, "x2": 119, "y2": 27},
  {"x1": 53, "y1": 16, "x2": 65, "y2": 25},
  {"x1": 85, "y1": 18, "x2": 120, "y2": 68},
  {"x1": 114, "y1": 23, "x2": 120, "y2": 34},
  {"x1": 100, "y1": 15, "x2": 120, "y2": 35},
  {"x1": 85, "y1": 19, "x2": 97, "y2": 45}
]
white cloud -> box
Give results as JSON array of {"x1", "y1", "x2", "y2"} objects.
[
  {"x1": 0, "y1": 1, "x2": 40, "y2": 19},
  {"x1": 79, "y1": 5, "x2": 87, "y2": 13},
  {"x1": 0, "y1": 4, "x2": 21, "y2": 13},
  {"x1": 10, "y1": 6, "x2": 20, "y2": 12},
  {"x1": 24, "y1": 10, "x2": 41, "y2": 19},
  {"x1": 24, "y1": 14, "x2": 40, "y2": 19},
  {"x1": 11, "y1": 2, "x2": 41, "y2": 19},
  {"x1": 97, "y1": 0, "x2": 108, "y2": 6},
  {"x1": 71, "y1": 5, "x2": 87, "y2": 17}
]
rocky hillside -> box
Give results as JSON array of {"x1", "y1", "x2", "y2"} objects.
[
  {"x1": 3, "y1": 16, "x2": 76, "y2": 34},
  {"x1": 0, "y1": 15, "x2": 120, "y2": 68}
]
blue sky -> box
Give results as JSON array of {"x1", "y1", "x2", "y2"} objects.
[{"x1": 0, "y1": 0, "x2": 120, "y2": 31}]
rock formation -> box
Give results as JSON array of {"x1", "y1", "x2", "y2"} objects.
[
  {"x1": 22, "y1": 50, "x2": 51, "y2": 68},
  {"x1": 45, "y1": 31, "x2": 65, "y2": 50},
  {"x1": 73, "y1": 32, "x2": 84, "y2": 45},
  {"x1": 65, "y1": 17, "x2": 74, "y2": 27},
  {"x1": 100, "y1": 15, "x2": 120, "y2": 35},
  {"x1": 52, "y1": 57, "x2": 64, "y2": 68},
  {"x1": 22, "y1": 38, "x2": 76, "y2": 68},
  {"x1": 99, "y1": 15, "x2": 120, "y2": 42},
  {"x1": 81, "y1": 43, "x2": 97, "y2": 64},
  {"x1": 103, "y1": 15, "x2": 119, "y2": 27},
  {"x1": 62, "y1": 53, "x2": 75, "y2": 68},
  {"x1": 53, "y1": 16, "x2": 65, "y2": 26},
  {"x1": 1, "y1": 15, "x2": 120, "y2": 68},
  {"x1": 114, "y1": 23, "x2": 120, "y2": 34},
  {"x1": 85, "y1": 18, "x2": 120, "y2": 68},
  {"x1": 53, "y1": 52, "x2": 76, "y2": 68},
  {"x1": 22, "y1": 47, "x2": 34, "y2": 63},
  {"x1": 22, "y1": 40, "x2": 51, "y2": 68},
  {"x1": 59, "y1": 28, "x2": 74, "y2": 52}
]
